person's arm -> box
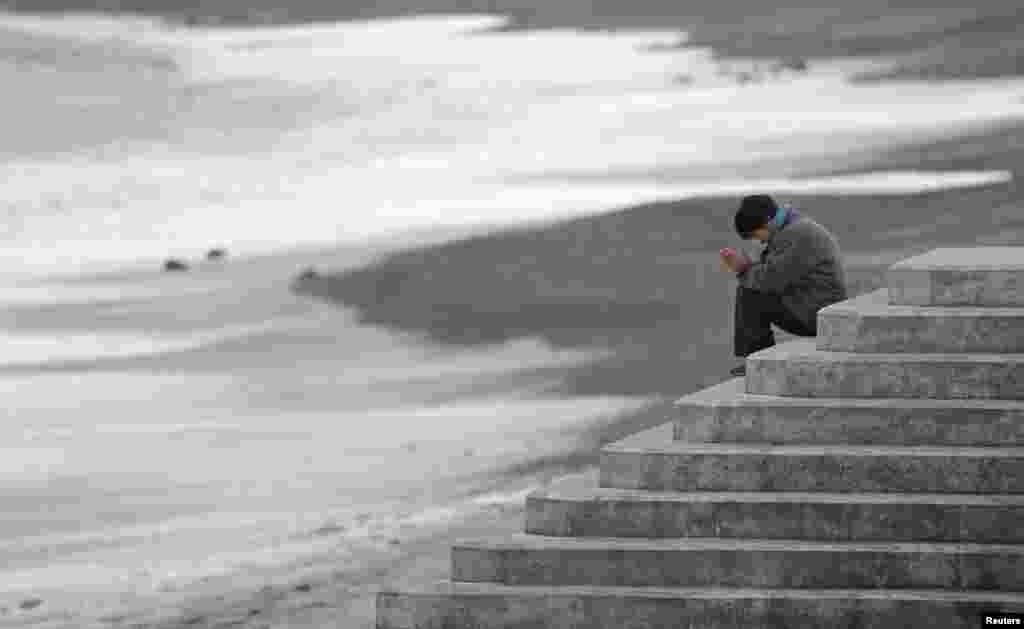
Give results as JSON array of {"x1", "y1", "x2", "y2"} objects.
[{"x1": 736, "y1": 234, "x2": 813, "y2": 293}]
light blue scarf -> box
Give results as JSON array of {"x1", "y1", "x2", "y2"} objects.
[{"x1": 770, "y1": 205, "x2": 789, "y2": 229}]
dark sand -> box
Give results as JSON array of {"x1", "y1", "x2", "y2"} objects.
[
  {"x1": 116, "y1": 124, "x2": 1024, "y2": 627},
  {"x1": 296, "y1": 141, "x2": 1023, "y2": 399},
  {"x1": 288, "y1": 120, "x2": 1022, "y2": 627}
]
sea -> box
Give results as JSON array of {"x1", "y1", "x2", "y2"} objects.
[{"x1": 0, "y1": 8, "x2": 1022, "y2": 626}]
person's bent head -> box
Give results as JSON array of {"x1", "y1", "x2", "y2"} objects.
[{"x1": 734, "y1": 194, "x2": 780, "y2": 242}]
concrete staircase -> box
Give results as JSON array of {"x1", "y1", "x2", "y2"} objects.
[{"x1": 376, "y1": 247, "x2": 1024, "y2": 628}]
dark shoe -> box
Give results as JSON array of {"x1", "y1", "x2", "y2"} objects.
[{"x1": 729, "y1": 364, "x2": 746, "y2": 377}]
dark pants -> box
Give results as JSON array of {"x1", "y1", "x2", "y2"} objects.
[{"x1": 734, "y1": 286, "x2": 817, "y2": 357}]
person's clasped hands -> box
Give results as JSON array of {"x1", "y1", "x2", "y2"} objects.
[{"x1": 719, "y1": 247, "x2": 753, "y2": 274}]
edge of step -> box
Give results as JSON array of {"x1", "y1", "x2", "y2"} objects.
[
  {"x1": 674, "y1": 377, "x2": 1024, "y2": 445},
  {"x1": 378, "y1": 580, "x2": 1024, "y2": 603},
  {"x1": 889, "y1": 248, "x2": 1024, "y2": 272},
  {"x1": 451, "y1": 533, "x2": 1024, "y2": 555},
  {"x1": 748, "y1": 338, "x2": 1024, "y2": 364},
  {"x1": 602, "y1": 422, "x2": 1024, "y2": 458},
  {"x1": 823, "y1": 289, "x2": 1024, "y2": 317},
  {"x1": 675, "y1": 378, "x2": 1024, "y2": 411},
  {"x1": 528, "y1": 470, "x2": 1024, "y2": 507},
  {"x1": 886, "y1": 248, "x2": 1024, "y2": 306}
]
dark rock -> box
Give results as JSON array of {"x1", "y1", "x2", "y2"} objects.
[
  {"x1": 249, "y1": 10, "x2": 279, "y2": 25},
  {"x1": 644, "y1": 37, "x2": 686, "y2": 52},
  {"x1": 388, "y1": 538, "x2": 401, "y2": 546},
  {"x1": 735, "y1": 71, "x2": 756, "y2": 84},
  {"x1": 296, "y1": 267, "x2": 320, "y2": 281},
  {"x1": 313, "y1": 522, "x2": 346, "y2": 536},
  {"x1": 19, "y1": 598, "x2": 43, "y2": 611},
  {"x1": 99, "y1": 614, "x2": 130, "y2": 623},
  {"x1": 183, "y1": 14, "x2": 221, "y2": 26},
  {"x1": 248, "y1": 609, "x2": 261, "y2": 616},
  {"x1": 294, "y1": 583, "x2": 312, "y2": 593},
  {"x1": 672, "y1": 74, "x2": 695, "y2": 86},
  {"x1": 163, "y1": 258, "x2": 189, "y2": 272},
  {"x1": 205, "y1": 247, "x2": 227, "y2": 260},
  {"x1": 781, "y1": 57, "x2": 808, "y2": 72}
]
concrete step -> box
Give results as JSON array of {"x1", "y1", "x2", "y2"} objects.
[
  {"x1": 817, "y1": 288, "x2": 1024, "y2": 353},
  {"x1": 599, "y1": 423, "x2": 1023, "y2": 494},
  {"x1": 377, "y1": 581, "x2": 1024, "y2": 629},
  {"x1": 451, "y1": 533, "x2": 1024, "y2": 590},
  {"x1": 745, "y1": 339, "x2": 1024, "y2": 399},
  {"x1": 524, "y1": 474, "x2": 1024, "y2": 543},
  {"x1": 608, "y1": 423, "x2": 1023, "y2": 493},
  {"x1": 887, "y1": 247, "x2": 1024, "y2": 307},
  {"x1": 674, "y1": 378, "x2": 1024, "y2": 446}
]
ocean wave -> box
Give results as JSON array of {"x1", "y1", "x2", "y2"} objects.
[
  {"x1": 0, "y1": 318, "x2": 305, "y2": 366},
  {"x1": 1, "y1": 12, "x2": 1022, "y2": 275}
]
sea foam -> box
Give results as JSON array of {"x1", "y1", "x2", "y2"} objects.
[{"x1": 0, "y1": 11, "x2": 1021, "y2": 277}]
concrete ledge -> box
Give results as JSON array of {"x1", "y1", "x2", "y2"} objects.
[
  {"x1": 599, "y1": 423, "x2": 1024, "y2": 494},
  {"x1": 377, "y1": 582, "x2": 1024, "y2": 629},
  {"x1": 746, "y1": 339, "x2": 1024, "y2": 399},
  {"x1": 818, "y1": 289, "x2": 1024, "y2": 353},
  {"x1": 887, "y1": 247, "x2": 1024, "y2": 307},
  {"x1": 376, "y1": 246, "x2": 1024, "y2": 629},
  {"x1": 674, "y1": 378, "x2": 1024, "y2": 446},
  {"x1": 451, "y1": 533, "x2": 1024, "y2": 590},
  {"x1": 524, "y1": 475, "x2": 1024, "y2": 543}
]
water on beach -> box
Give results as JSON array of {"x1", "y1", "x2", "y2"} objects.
[{"x1": 1, "y1": 9, "x2": 1023, "y2": 625}]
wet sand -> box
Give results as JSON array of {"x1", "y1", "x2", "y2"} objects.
[
  {"x1": 280, "y1": 123, "x2": 1022, "y2": 627},
  {"x1": 101, "y1": 122, "x2": 1024, "y2": 628}
]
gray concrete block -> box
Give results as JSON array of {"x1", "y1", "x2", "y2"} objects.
[
  {"x1": 887, "y1": 247, "x2": 1024, "y2": 307},
  {"x1": 674, "y1": 378, "x2": 1024, "y2": 446},
  {"x1": 524, "y1": 475, "x2": 1024, "y2": 543},
  {"x1": 599, "y1": 423, "x2": 1023, "y2": 494},
  {"x1": 818, "y1": 288, "x2": 1024, "y2": 353},
  {"x1": 377, "y1": 582, "x2": 1024, "y2": 629},
  {"x1": 451, "y1": 534, "x2": 1024, "y2": 590},
  {"x1": 746, "y1": 339, "x2": 1024, "y2": 399}
]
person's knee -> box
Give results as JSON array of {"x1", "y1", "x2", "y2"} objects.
[
  {"x1": 790, "y1": 319, "x2": 817, "y2": 337},
  {"x1": 737, "y1": 286, "x2": 780, "y2": 309},
  {"x1": 737, "y1": 285, "x2": 778, "y2": 298}
]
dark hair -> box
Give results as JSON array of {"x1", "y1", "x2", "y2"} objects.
[{"x1": 734, "y1": 194, "x2": 779, "y2": 239}]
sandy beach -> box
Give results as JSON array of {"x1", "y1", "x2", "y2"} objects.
[{"x1": 115, "y1": 172, "x2": 1024, "y2": 628}]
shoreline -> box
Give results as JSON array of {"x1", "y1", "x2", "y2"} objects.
[
  {"x1": 100, "y1": 124, "x2": 1020, "y2": 627},
  {"x1": 292, "y1": 166, "x2": 1021, "y2": 401},
  {"x1": 102, "y1": 119, "x2": 1024, "y2": 627},
  {"x1": 4, "y1": 1, "x2": 1022, "y2": 81},
  {"x1": 135, "y1": 471, "x2": 595, "y2": 629}
]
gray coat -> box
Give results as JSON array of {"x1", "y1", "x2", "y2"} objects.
[{"x1": 737, "y1": 212, "x2": 847, "y2": 329}]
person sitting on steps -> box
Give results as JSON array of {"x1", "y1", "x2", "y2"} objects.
[{"x1": 720, "y1": 194, "x2": 847, "y2": 377}]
